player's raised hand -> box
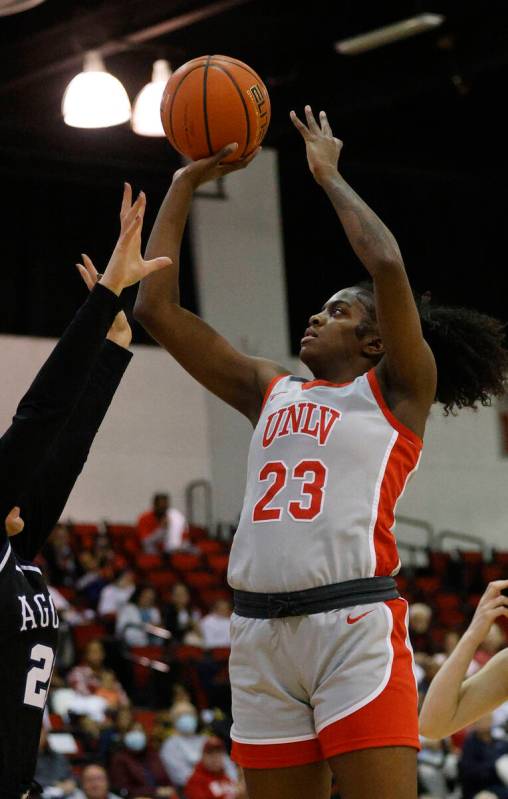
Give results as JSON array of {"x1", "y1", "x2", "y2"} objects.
[
  {"x1": 76, "y1": 253, "x2": 132, "y2": 349},
  {"x1": 465, "y1": 580, "x2": 508, "y2": 646},
  {"x1": 173, "y1": 144, "x2": 261, "y2": 190},
  {"x1": 5, "y1": 506, "x2": 24, "y2": 537},
  {"x1": 100, "y1": 183, "x2": 172, "y2": 296},
  {"x1": 290, "y1": 106, "x2": 343, "y2": 185}
]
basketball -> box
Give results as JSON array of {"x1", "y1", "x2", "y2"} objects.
[{"x1": 160, "y1": 55, "x2": 271, "y2": 163}]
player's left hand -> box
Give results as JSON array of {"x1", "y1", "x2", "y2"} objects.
[
  {"x1": 5, "y1": 506, "x2": 25, "y2": 536},
  {"x1": 173, "y1": 144, "x2": 261, "y2": 190},
  {"x1": 290, "y1": 106, "x2": 343, "y2": 184},
  {"x1": 76, "y1": 253, "x2": 132, "y2": 350}
]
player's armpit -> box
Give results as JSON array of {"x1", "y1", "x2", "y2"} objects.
[{"x1": 136, "y1": 300, "x2": 288, "y2": 421}]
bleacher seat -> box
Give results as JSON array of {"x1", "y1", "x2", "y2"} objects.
[
  {"x1": 170, "y1": 552, "x2": 202, "y2": 572},
  {"x1": 72, "y1": 622, "x2": 108, "y2": 654}
]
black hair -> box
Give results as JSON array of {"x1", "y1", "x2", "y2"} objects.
[{"x1": 354, "y1": 281, "x2": 508, "y2": 415}]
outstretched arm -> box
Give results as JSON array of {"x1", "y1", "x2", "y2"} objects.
[
  {"x1": 291, "y1": 106, "x2": 436, "y2": 411},
  {"x1": 134, "y1": 148, "x2": 288, "y2": 423},
  {"x1": 419, "y1": 580, "x2": 508, "y2": 738},
  {"x1": 0, "y1": 184, "x2": 170, "y2": 534}
]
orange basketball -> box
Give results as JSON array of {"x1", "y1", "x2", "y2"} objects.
[{"x1": 160, "y1": 55, "x2": 270, "y2": 163}]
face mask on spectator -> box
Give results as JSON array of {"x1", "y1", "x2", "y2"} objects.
[
  {"x1": 175, "y1": 713, "x2": 198, "y2": 735},
  {"x1": 124, "y1": 729, "x2": 147, "y2": 751}
]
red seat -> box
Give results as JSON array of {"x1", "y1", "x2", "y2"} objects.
[
  {"x1": 434, "y1": 594, "x2": 460, "y2": 610},
  {"x1": 49, "y1": 713, "x2": 65, "y2": 731},
  {"x1": 171, "y1": 552, "x2": 202, "y2": 572},
  {"x1": 107, "y1": 524, "x2": 137, "y2": 537},
  {"x1": 197, "y1": 540, "x2": 223, "y2": 555},
  {"x1": 494, "y1": 551, "x2": 508, "y2": 567},
  {"x1": 72, "y1": 623, "x2": 107, "y2": 654},
  {"x1": 438, "y1": 608, "x2": 465, "y2": 627},
  {"x1": 174, "y1": 644, "x2": 204, "y2": 663},
  {"x1": 460, "y1": 551, "x2": 483, "y2": 564},
  {"x1": 130, "y1": 645, "x2": 166, "y2": 691},
  {"x1": 482, "y1": 564, "x2": 504, "y2": 583},
  {"x1": 429, "y1": 551, "x2": 450, "y2": 576},
  {"x1": 56, "y1": 586, "x2": 77, "y2": 603},
  {"x1": 133, "y1": 708, "x2": 156, "y2": 734},
  {"x1": 210, "y1": 647, "x2": 230, "y2": 662},
  {"x1": 189, "y1": 526, "x2": 208, "y2": 542},
  {"x1": 208, "y1": 554, "x2": 230, "y2": 575},
  {"x1": 198, "y1": 588, "x2": 232, "y2": 608},
  {"x1": 414, "y1": 576, "x2": 440, "y2": 596},
  {"x1": 137, "y1": 554, "x2": 163, "y2": 572},
  {"x1": 72, "y1": 523, "x2": 99, "y2": 536},
  {"x1": 185, "y1": 571, "x2": 219, "y2": 590},
  {"x1": 146, "y1": 570, "x2": 178, "y2": 592}
]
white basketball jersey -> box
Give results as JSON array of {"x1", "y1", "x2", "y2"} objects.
[{"x1": 228, "y1": 369, "x2": 423, "y2": 593}]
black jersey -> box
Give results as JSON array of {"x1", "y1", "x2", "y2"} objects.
[
  {"x1": 0, "y1": 285, "x2": 131, "y2": 798},
  {"x1": 0, "y1": 541, "x2": 59, "y2": 798}
]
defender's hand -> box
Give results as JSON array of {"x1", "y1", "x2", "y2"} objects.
[
  {"x1": 100, "y1": 183, "x2": 172, "y2": 296},
  {"x1": 173, "y1": 144, "x2": 261, "y2": 190},
  {"x1": 290, "y1": 106, "x2": 343, "y2": 184},
  {"x1": 5, "y1": 506, "x2": 24, "y2": 536},
  {"x1": 76, "y1": 253, "x2": 132, "y2": 349}
]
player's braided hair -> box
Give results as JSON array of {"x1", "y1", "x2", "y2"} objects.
[{"x1": 354, "y1": 281, "x2": 508, "y2": 415}]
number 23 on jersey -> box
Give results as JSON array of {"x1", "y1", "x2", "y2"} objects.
[{"x1": 252, "y1": 459, "x2": 327, "y2": 523}]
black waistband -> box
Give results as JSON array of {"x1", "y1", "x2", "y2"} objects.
[{"x1": 233, "y1": 576, "x2": 399, "y2": 619}]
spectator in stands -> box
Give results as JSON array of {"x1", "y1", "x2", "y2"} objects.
[
  {"x1": 67, "y1": 639, "x2": 128, "y2": 705},
  {"x1": 43, "y1": 522, "x2": 78, "y2": 586},
  {"x1": 76, "y1": 551, "x2": 108, "y2": 607},
  {"x1": 201, "y1": 599, "x2": 232, "y2": 649},
  {"x1": 34, "y1": 727, "x2": 76, "y2": 796},
  {"x1": 70, "y1": 764, "x2": 122, "y2": 799},
  {"x1": 164, "y1": 582, "x2": 203, "y2": 644},
  {"x1": 98, "y1": 569, "x2": 136, "y2": 617},
  {"x1": 108, "y1": 721, "x2": 176, "y2": 797},
  {"x1": 185, "y1": 736, "x2": 247, "y2": 799},
  {"x1": 98, "y1": 705, "x2": 135, "y2": 762},
  {"x1": 458, "y1": 714, "x2": 508, "y2": 799},
  {"x1": 409, "y1": 602, "x2": 434, "y2": 658},
  {"x1": 159, "y1": 701, "x2": 206, "y2": 788},
  {"x1": 116, "y1": 585, "x2": 163, "y2": 647},
  {"x1": 159, "y1": 702, "x2": 237, "y2": 789},
  {"x1": 137, "y1": 493, "x2": 189, "y2": 554}
]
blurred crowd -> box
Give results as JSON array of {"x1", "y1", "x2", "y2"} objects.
[{"x1": 34, "y1": 495, "x2": 508, "y2": 798}]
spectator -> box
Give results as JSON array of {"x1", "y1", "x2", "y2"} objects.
[
  {"x1": 137, "y1": 493, "x2": 189, "y2": 554},
  {"x1": 108, "y1": 721, "x2": 176, "y2": 798},
  {"x1": 185, "y1": 736, "x2": 246, "y2": 799},
  {"x1": 459, "y1": 714, "x2": 508, "y2": 799},
  {"x1": 116, "y1": 585, "x2": 163, "y2": 647},
  {"x1": 98, "y1": 705, "x2": 135, "y2": 762},
  {"x1": 98, "y1": 569, "x2": 136, "y2": 617},
  {"x1": 43, "y1": 523, "x2": 78, "y2": 586},
  {"x1": 164, "y1": 583, "x2": 202, "y2": 644},
  {"x1": 34, "y1": 727, "x2": 76, "y2": 796},
  {"x1": 159, "y1": 702, "x2": 206, "y2": 788},
  {"x1": 201, "y1": 600, "x2": 232, "y2": 649},
  {"x1": 159, "y1": 702, "x2": 236, "y2": 789},
  {"x1": 67, "y1": 640, "x2": 128, "y2": 705},
  {"x1": 70, "y1": 764, "x2": 122, "y2": 799},
  {"x1": 409, "y1": 602, "x2": 434, "y2": 657},
  {"x1": 76, "y1": 551, "x2": 108, "y2": 607}
]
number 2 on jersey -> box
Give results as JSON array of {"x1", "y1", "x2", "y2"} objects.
[
  {"x1": 253, "y1": 460, "x2": 327, "y2": 522},
  {"x1": 24, "y1": 644, "x2": 55, "y2": 709}
]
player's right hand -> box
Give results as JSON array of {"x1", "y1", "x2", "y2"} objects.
[
  {"x1": 5, "y1": 506, "x2": 24, "y2": 536},
  {"x1": 466, "y1": 580, "x2": 508, "y2": 646},
  {"x1": 173, "y1": 144, "x2": 261, "y2": 189},
  {"x1": 100, "y1": 183, "x2": 172, "y2": 296}
]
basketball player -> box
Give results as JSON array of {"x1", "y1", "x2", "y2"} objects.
[
  {"x1": 0, "y1": 184, "x2": 170, "y2": 799},
  {"x1": 134, "y1": 108, "x2": 508, "y2": 799},
  {"x1": 420, "y1": 579, "x2": 508, "y2": 739}
]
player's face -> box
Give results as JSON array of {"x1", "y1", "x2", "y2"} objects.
[{"x1": 299, "y1": 287, "x2": 375, "y2": 373}]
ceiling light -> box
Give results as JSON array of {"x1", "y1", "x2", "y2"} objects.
[
  {"x1": 0, "y1": 0, "x2": 47, "y2": 15},
  {"x1": 335, "y1": 13, "x2": 445, "y2": 56},
  {"x1": 62, "y1": 51, "x2": 131, "y2": 129},
  {"x1": 131, "y1": 59, "x2": 172, "y2": 137}
]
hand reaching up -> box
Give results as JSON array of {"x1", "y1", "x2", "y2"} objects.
[
  {"x1": 100, "y1": 183, "x2": 172, "y2": 296},
  {"x1": 76, "y1": 254, "x2": 132, "y2": 349}
]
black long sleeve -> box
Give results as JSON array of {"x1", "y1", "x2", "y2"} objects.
[
  {"x1": 0, "y1": 284, "x2": 122, "y2": 537},
  {"x1": 12, "y1": 339, "x2": 132, "y2": 561}
]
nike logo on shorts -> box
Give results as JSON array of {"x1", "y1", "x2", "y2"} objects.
[{"x1": 346, "y1": 610, "x2": 375, "y2": 624}]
